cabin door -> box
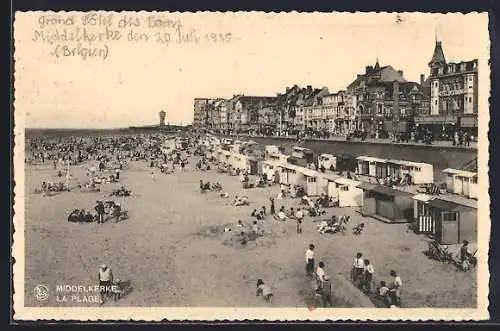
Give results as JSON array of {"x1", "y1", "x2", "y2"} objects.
[
  {"x1": 307, "y1": 177, "x2": 317, "y2": 196},
  {"x1": 280, "y1": 170, "x2": 288, "y2": 185},
  {"x1": 439, "y1": 211, "x2": 460, "y2": 244},
  {"x1": 454, "y1": 176, "x2": 463, "y2": 195}
]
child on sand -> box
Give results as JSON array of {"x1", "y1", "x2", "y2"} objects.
[{"x1": 256, "y1": 279, "x2": 273, "y2": 303}]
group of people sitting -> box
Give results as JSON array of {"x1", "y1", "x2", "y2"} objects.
[
  {"x1": 276, "y1": 183, "x2": 306, "y2": 199},
  {"x1": 217, "y1": 163, "x2": 240, "y2": 176},
  {"x1": 79, "y1": 181, "x2": 101, "y2": 192},
  {"x1": 38, "y1": 181, "x2": 69, "y2": 193},
  {"x1": 92, "y1": 174, "x2": 119, "y2": 184},
  {"x1": 315, "y1": 193, "x2": 338, "y2": 208},
  {"x1": 378, "y1": 172, "x2": 413, "y2": 187},
  {"x1": 199, "y1": 180, "x2": 223, "y2": 193},
  {"x1": 301, "y1": 196, "x2": 327, "y2": 217},
  {"x1": 110, "y1": 186, "x2": 132, "y2": 197},
  {"x1": 195, "y1": 158, "x2": 211, "y2": 171},
  {"x1": 232, "y1": 195, "x2": 250, "y2": 206},
  {"x1": 251, "y1": 207, "x2": 267, "y2": 221},
  {"x1": 68, "y1": 209, "x2": 95, "y2": 223},
  {"x1": 316, "y1": 215, "x2": 349, "y2": 234}
]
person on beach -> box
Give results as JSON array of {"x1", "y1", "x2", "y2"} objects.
[
  {"x1": 315, "y1": 261, "x2": 326, "y2": 291},
  {"x1": 98, "y1": 264, "x2": 113, "y2": 304},
  {"x1": 95, "y1": 201, "x2": 105, "y2": 224},
  {"x1": 256, "y1": 279, "x2": 273, "y2": 303},
  {"x1": 352, "y1": 252, "x2": 365, "y2": 283},
  {"x1": 295, "y1": 208, "x2": 304, "y2": 234},
  {"x1": 305, "y1": 244, "x2": 315, "y2": 277},
  {"x1": 377, "y1": 281, "x2": 391, "y2": 307},
  {"x1": 269, "y1": 197, "x2": 275, "y2": 215},
  {"x1": 319, "y1": 275, "x2": 333, "y2": 307},
  {"x1": 389, "y1": 270, "x2": 403, "y2": 307},
  {"x1": 361, "y1": 259, "x2": 374, "y2": 293}
]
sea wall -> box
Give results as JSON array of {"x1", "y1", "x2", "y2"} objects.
[{"x1": 221, "y1": 135, "x2": 477, "y2": 182}]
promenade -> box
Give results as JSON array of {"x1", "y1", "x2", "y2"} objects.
[{"x1": 224, "y1": 133, "x2": 478, "y2": 151}]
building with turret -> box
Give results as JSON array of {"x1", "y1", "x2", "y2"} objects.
[{"x1": 415, "y1": 40, "x2": 479, "y2": 136}]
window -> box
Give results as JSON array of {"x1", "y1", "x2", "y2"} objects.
[
  {"x1": 341, "y1": 186, "x2": 349, "y2": 192},
  {"x1": 434, "y1": 100, "x2": 438, "y2": 105},
  {"x1": 442, "y1": 212, "x2": 458, "y2": 222},
  {"x1": 471, "y1": 177, "x2": 478, "y2": 184},
  {"x1": 469, "y1": 97, "x2": 472, "y2": 103}
]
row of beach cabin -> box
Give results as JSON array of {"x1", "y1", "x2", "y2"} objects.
[
  {"x1": 262, "y1": 160, "x2": 363, "y2": 207},
  {"x1": 356, "y1": 156, "x2": 434, "y2": 185},
  {"x1": 204, "y1": 140, "x2": 477, "y2": 245},
  {"x1": 261, "y1": 158, "x2": 477, "y2": 245},
  {"x1": 442, "y1": 168, "x2": 478, "y2": 199}
]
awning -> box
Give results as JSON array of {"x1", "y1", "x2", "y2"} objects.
[
  {"x1": 323, "y1": 173, "x2": 341, "y2": 181},
  {"x1": 413, "y1": 194, "x2": 435, "y2": 202},
  {"x1": 414, "y1": 116, "x2": 458, "y2": 125},
  {"x1": 356, "y1": 183, "x2": 414, "y2": 197},
  {"x1": 460, "y1": 116, "x2": 477, "y2": 128},
  {"x1": 335, "y1": 177, "x2": 361, "y2": 186},
  {"x1": 427, "y1": 198, "x2": 461, "y2": 211},
  {"x1": 301, "y1": 169, "x2": 318, "y2": 177},
  {"x1": 356, "y1": 156, "x2": 387, "y2": 163}
]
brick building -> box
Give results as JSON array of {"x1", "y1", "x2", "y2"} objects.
[{"x1": 345, "y1": 60, "x2": 427, "y2": 137}]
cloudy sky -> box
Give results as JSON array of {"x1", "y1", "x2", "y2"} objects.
[{"x1": 15, "y1": 12, "x2": 489, "y2": 128}]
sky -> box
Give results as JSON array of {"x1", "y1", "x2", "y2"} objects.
[{"x1": 14, "y1": 12, "x2": 489, "y2": 128}]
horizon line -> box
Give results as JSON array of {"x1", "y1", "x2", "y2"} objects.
[{"x1": 25, "y1": 124, "x2": 191, "y2": 130}]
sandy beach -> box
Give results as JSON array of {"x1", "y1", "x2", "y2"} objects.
[{"x1": 24, "y1": 156, "x2": 476, "y2": 308}]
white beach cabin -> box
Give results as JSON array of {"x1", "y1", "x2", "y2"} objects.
[
  {"x1": 280, "y1": 163, "x2": 306, "y2": 186},
  {"x1": 262, "y1": 160, "x2": 282, "y2": 181},
  {"x1": 265, "y1": 145, "x2": 280, "y2": 157},
  {"x1": 298, "y1": 167, "x2": 321, "y2": 196},
  {"x1": 318, "y1": 153, "x2": 337, "y2": 171},
  {"x1": 269, "y1": 153, "x2": 290, "y2": 164},
  {"x1": 292, "y1": 146, "x2": 313, "y2": 159},
  {"x1": 386, "y1": 159, "x2": 434, "y2": 185},
  {"x1": 356, "y1": 156, "x2": 387, "y2": 177},
  {"x1": 331, "y1": 177, "x2": 363, "y2": 207},
  {"x1": 442, "y1": 168, "x2": 478, "y2": 199}
]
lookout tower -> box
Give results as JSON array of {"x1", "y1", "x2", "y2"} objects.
[{"x1": 159, "y1": 110, "x2": 166, "y2": 127}]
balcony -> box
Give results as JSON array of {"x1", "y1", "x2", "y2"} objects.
[
  {"x1": 438, "y1": 89, "x2": 465, "y2": 97},
  {"x1": 414, "y1": 115, "x2": 458, "y2": 124}
]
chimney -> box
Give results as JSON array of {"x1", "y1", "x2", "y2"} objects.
[
  {"x1": 365, "y1": 66, "x2": 373, "y2": 74},
  {"x1": 397, "y1": 70, "x2": 404, "y2": 77},
  {"x1": 307, "y1": 85, "x2": 312, "y2": 92},
  {"x1": 420, "y1": 74, "x2": 425, "y2": 86}
]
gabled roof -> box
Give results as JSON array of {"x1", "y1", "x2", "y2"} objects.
[{"x1": 347, "y1": 65, "x2": 407, "y2": 90}]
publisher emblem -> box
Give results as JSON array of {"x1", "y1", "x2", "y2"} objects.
[{"x1": 33, "y1": 284, "x2": 49, "y2": 302}]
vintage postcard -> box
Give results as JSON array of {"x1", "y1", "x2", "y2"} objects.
[{"x1": 13, "y1": 11, "x2": 490, "y2": 321}]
